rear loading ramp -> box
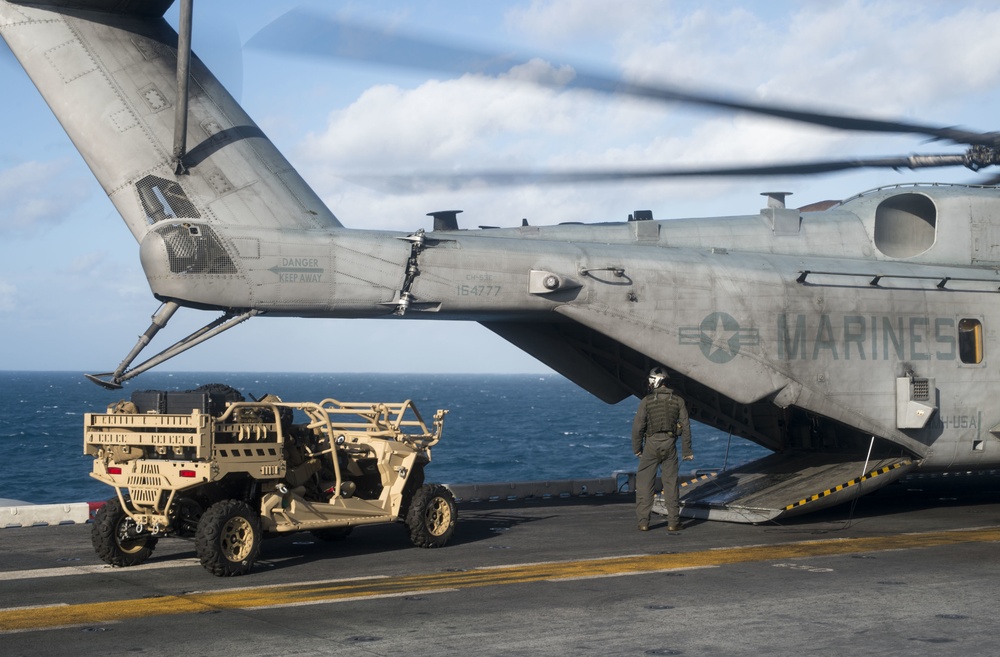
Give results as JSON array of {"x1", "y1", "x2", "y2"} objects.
[{"x1": 662, "y1": 452, "x2": 915, "y2": 524}]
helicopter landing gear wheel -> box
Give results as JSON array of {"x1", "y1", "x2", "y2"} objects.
[
  {"x1": 91, "y1": 497, "x2": 158, "y2": 567},
  {"x1": 405, "y1": 484, "x2": 456, "y2": 548},
  {"x1": 195, "y1": 500, "x2": 261, "y2": 577}
]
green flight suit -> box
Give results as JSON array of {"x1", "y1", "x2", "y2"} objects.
[{"x1": 632, "y1": 386, "x2": 692, "y2": 527}]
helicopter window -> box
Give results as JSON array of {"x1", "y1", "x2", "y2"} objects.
[
  {"x1": 873, "y1": 193, "x2": 936, "y2": 258},
  {"x1": 958, "y1": 319, "x2": 983, "y2": 364}
]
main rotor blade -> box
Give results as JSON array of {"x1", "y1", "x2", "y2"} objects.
[
  {"x1": 248, "y1": 10, "x2": 998, "y2": 147},
  {"x1": 351, "y1": 153, "x2": 978, "y2": 191}
]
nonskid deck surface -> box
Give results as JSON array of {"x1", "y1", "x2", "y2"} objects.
[{"x1": 1, "y1": 473, "x2": 1000, "y2": 656}]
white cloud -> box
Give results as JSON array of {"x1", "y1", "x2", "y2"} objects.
[
  {"x1": 65, "y1": 251, "x2": 109, "y2": 275},
  {"x1": 300, "y1": 75, "x2": 588, "y2": 170},
  {"x1": 0, "y1": 280, "x2": 15, "y2": 312},
  {"x1": 61, "y1": 251, "x2": 148, "y2": 301},
  {"x1": 613, "y1": 0, "x2": 1000, "y2": 119},
  {"x1": 0, "y1": 160, "x2": 91, "y2": 236},
  {"x1": 505, "y1": 0, "x2": 670, "y2": 46}
]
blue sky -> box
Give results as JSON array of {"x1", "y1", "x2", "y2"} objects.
[{"x1": 3, "y1": 0, "x2": 1000, "y2": 375}]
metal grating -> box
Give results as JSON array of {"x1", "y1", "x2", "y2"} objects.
[
  {"x1": 127, "y1": 475, "x2": 164, "y2": 488},
  {"x1": 130, "y1": 489, "x2": 158, "y2": 504},
  {"x1": 136, "y1": 175, "x2": 201, "y2": 224},
  {"x1": 159, "y1": 223, "x2": 237, "y2": 274}
]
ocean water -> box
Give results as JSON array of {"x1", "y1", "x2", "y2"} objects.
[{"x1": 0, "y1": 371, "x2": 770, "y2": 504}]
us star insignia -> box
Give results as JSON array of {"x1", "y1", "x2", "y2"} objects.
[{"x1": 679, "y1": 312, "x2": 759, "y2": 363}]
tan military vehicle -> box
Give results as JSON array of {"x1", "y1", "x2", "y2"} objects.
[{"x1": 85, "y1": 384, "x2": 454, "y2": 576}]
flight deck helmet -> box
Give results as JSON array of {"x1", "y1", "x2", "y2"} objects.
[{"x1": 648, "y1": 366, "x2": 668, "y2": 389}]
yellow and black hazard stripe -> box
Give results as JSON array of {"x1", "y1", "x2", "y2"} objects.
[
  {"x1": 680, "y1": 472, "x2": 718, "y2": 488},
  {"x1": 784, "y1": 460, "x2": 912, "y2": 511}
]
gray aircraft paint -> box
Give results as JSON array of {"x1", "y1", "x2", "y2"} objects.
[{"x1": 2, "y1": 0, "x2": 997, "y2": 486}]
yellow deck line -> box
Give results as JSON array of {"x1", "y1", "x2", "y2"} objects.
[{"x1": 3, "y1": 525, "x2": 999, "y2": 632}]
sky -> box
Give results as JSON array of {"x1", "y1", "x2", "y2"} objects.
[{"x1": 3, "y1": 0, "x2": 1000, "y2": 376}]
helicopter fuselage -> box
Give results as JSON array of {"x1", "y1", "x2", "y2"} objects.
[{"x1": 136, "y1": 183, "x2": 1000, "y2": 472}]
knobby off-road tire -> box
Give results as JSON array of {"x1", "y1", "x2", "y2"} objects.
[
  {"x1": 91, "y1": 497, "x2": 158, "y2": 567},
  {"x1": 195, "y1": 499, "x2": 261, "y2": 577},
  {"x1": 405, "y1": 484, "x2": 456, "y2": 548}
]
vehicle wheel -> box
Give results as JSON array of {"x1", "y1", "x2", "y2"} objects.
[
  {"x1": 91, "y1": 497, "x2": 158, "y2": 567},
  {"x1": 195, "y1": 500, "x2": 261, "y2": 577},
  {"x1": 311, "y1": 526, "x2": 353, "y2": 541},
  {"x1": 405, "y1": 484, "x2": 456, "y2": 548}
]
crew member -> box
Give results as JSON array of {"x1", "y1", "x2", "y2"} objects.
[{"x1": 632, "y1": 366, "x2": 693, "y2": 531}]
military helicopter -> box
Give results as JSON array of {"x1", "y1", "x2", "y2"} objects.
[{"x1": 3, "y1": 0, "x2": 999, "y2": 523}]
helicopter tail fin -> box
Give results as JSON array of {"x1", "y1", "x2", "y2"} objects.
[{"x1": 0, "y1": 0, "x2": 342, "y2": 243}]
